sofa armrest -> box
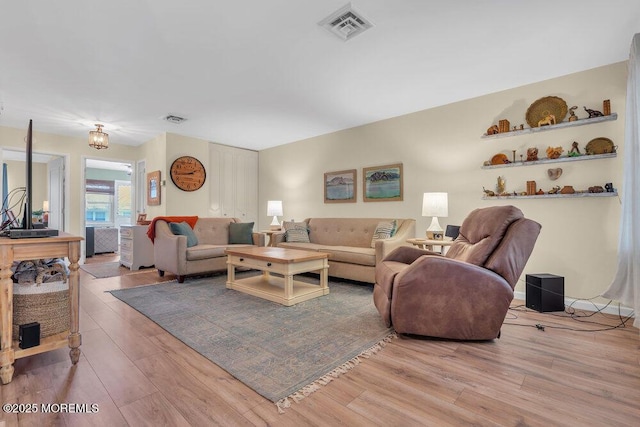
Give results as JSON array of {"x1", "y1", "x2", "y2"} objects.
[
  {"x1": 392, "y1": 256, "x2": 514, "y2": 339},
  {"x1": 153, "y1": 220, "x2": 188, "y2": 273},
  {"x1": 252, "y1": 232, "x2": 266, "y2": 247},
  {"x1": 272, "y1": 231, "x2": 286, "y2": 246},
  {"x1": 375, "y1": 219, "x2": 416, "y2": 263}
]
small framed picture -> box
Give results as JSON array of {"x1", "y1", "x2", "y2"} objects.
[
  {"x1": 136, "y1": 213, "x2": 147, "y2": 224},
  {"x1": 324, "y1": 169, "x2": 357, "y2": 203},
  {"x1": 363, "y1": 163, "x2": 403, "y2": 202},
  {"x1": 147, "y1": 170, "x2": 161, "y2": 206}
]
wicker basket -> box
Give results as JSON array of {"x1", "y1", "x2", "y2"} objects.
[{"x1": 12, "y1": 281, "x2": 70, "y2": 340}]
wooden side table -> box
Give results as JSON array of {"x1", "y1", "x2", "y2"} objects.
[
  {"x1": 260, "y1": 230, "x2": 281, "y2": 247},
  {"x1": 406, "y1": 238, "x2": 453, "y2": 255},
  {"x1": 0, "y1": 234, "x2": 83, "y2": 384}
]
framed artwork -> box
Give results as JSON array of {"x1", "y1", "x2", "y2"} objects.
[
  {"x1": 363, "y1": 163, "x2": 403, "y2": 202},
  {"x1": 136, "y1": 213, "x2": 147, "y2": 224},
  {"x1": 147, "y1": 170, "x2": 161, "y2": 206},
  {"x1": 324, "y1": 169, "x2": 357, "y2": 203}
]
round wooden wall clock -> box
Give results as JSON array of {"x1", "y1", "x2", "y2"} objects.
[{"x1": 170, "y1": 156, "x2": 206, "y2": 191}]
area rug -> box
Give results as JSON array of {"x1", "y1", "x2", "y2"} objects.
[
  {"x1": 81, "y1": 261, "x2": 136, "y2": 278},
  {"x1": 108, "y1": 272, "x2": 394, "y2": 411}
]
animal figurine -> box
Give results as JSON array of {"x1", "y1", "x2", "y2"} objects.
[
  {"x1": 496, "y1": 176, "x2": 506, "y2": 194},
  {"x1": 486, "y1": 125, "x2": 499, "y2": 135},
  {"x1": 549, "y1": 186, "x2": 561, "y2": 194},
  {"x1": 537, "y1": 113, "x2": 556, "y2": 127},
  {"x1": 483, "y1": 187, "x2": 495, "y2": 197},
  {"x1": 568, "y1": 106, "x2": 578, "y2": 122},
  {"x1": 584, "y1": 106, "x2": 604, "y2": 118},
  {"x1": 546, "y1": 146, "x2": 564, "y2": 159},
  {"x1": 526, "y1": 147, "x2": 539, "y2": 161},
  {"x1": 605, "y1": 183, "x2": 614, "y2": 192}
]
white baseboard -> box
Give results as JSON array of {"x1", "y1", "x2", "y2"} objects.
[{"x1": 513, "y1": 291, "x2": 635, "y2": 318}]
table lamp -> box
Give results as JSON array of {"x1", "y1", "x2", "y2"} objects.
[
  {"x1": 42, "y1": 200, "x2": 49, "y2": 227},
  {"x1": 267, "y1": 200, "x2": 283, "y2": 230},
  {"x1": 422, "y1": 192, "x2": 448, "y2": 240}
]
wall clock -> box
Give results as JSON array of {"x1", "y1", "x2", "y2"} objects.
[{"x1": 170, "y1": 156, "x2": 206, "y2": 191}]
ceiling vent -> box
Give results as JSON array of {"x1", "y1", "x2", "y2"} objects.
[
  {"x1": 164, "y1": 114, "x2": 186, "y2": 124},
  {"x1": 319, "y1": 3, "x2": 373, "y2": 41}
]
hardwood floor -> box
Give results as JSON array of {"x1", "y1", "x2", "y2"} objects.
[{"x1": 2, "y1": 254, "x2": 639, "y2": 426}]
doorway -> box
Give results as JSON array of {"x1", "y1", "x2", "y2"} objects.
[{"x1": 83, "y1": 158, "x2": 134, "y2": 263}]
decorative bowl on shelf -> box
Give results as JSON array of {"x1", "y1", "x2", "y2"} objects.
[
  {"x1": 526, "y1": 96, "x2": 568, "y2": 128},
  {"x1": 585, "y1": 137, "x2": 615, "y2": 155}
]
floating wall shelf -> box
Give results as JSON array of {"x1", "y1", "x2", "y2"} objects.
[
  {"x1": 482, "y1": 191, "x2": 618, "y2": 200},
  {"x1": 481, "y1": 113, "x2": 617, "y2": 139},
  {"x1": 482, "y1": 152, "x2": 617, "y2": 169}
]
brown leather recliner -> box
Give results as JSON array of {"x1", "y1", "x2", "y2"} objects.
[{"x1": 373, "y1": 205, "x2": 541, "y2": 340}]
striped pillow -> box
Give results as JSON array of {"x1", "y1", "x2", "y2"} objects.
[
  {"x1": 283, "y1": 221, "x2": 310, "y2": 243},
  {"x1": 371, "y1": 220, "x2": 397, "y2": 248}
]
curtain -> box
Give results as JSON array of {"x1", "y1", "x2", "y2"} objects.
[{"x1": 602, "y1": 33, "x2": 640, "y2": 327}]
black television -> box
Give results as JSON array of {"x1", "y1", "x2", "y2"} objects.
[{"x1": 8, "y1": 120, "x2": 58, "y2": 238}]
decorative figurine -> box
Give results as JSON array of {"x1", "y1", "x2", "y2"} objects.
[
  {"x1": 546, "y1": 146, "x2": 564, "y2": 159},
  {"x1": 604, "y1": 182, "x2": 614, "y2": 192},
  {"x1": 584, "y1": 106, "x2": 604, "y2": 118},
  {"x1": 520, "y1": 124, "x2": 524, "y2": 130},
  {"x1": 568, "y1": 141, "x2": 581, "y2": 157},
  {"x1": 487, "y1": 124, "x2": 499, "y2": 135},
  {"x1": 526, "y1": 147, "x2": 539, "y2": 161},
  {"x1": 568, "y1": 106, "x2": 578, "y2": 122},
  {"x1": 549, "y1": 186, "x2": 561, "y2": 194},
  {"x1": 483, "y1": 187, "x2": 495, "y2": 197},
  {"x1": 496, "y1": 176, "x2": 506, "y2": 194},
  {"x1": 560, "y1": 186, "x2": 575, "y2": 194},
  {"x1": 536, "y1": 189, "x2": 545, "y2": 195},
  {"x1": 537, "y1": 112, "x2": 556, "y2": 127},
  {"x1": 589, "y1": 186, "x2": 605, "y2": 193},
  {"x1": 547, "y1": 168, "x2": 563, "y2": 180}
]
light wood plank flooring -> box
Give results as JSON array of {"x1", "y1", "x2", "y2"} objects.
[{"x1": 1, "y1": 254, "x2": 639, "y2": 426}]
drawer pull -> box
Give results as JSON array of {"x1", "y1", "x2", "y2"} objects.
[
  {"x1": 267, "y1": 262, "x2": 272, "y2": 267},
  {"x1": 239, "y1": 258, "x2": 244, "y2": 262}
]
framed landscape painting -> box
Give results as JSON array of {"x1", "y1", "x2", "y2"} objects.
[
  {"x1": 147, "y1": 170, "x2": 161, "y2": 206},
  {"x1": 324, "y1": 169, "x2": 357, "y2": 203},
  {"x1": 363, "y1": 163, "x2": 403, "y2": 202}
]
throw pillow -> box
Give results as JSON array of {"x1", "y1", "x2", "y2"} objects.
[
  {"x1": 283, "y1": 221, "x2": 310, "y2": 243},
  {"x1": 229, "y1": 222, "x2": 255, "y2": 244},
  {"x1": 169, "y1": 221, "x2": 199, "y2": 247},
  {"x1": 371, "y1": 220, "x2": 397, "y2": 248}
]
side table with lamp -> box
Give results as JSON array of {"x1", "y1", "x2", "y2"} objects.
[{"x1": 422, "y1": 192, "x2": 448, "y2": 240}]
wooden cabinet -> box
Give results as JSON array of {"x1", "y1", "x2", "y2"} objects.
[
  {"x1": 208, "y1": 144, "x2": 258, "y2": 224},
  {"x1": 119, "y1": 225, "x2": 154, "y2": 270}
]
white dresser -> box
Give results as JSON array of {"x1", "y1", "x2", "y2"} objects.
[{"x1": 119, "y1": 225, "x2": 154, "y2": 270}]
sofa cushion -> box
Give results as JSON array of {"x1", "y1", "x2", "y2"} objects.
[
  {"x1": 186, "y1": 245, "x2": 227, "y2": 261},
  {"x1": 229, "y1": 222, "x2": 254, "y2": 244},
  {"x1": 277, "y1": 242, "x2": 322, "y2": 251},
  {"x1": 170, "y1": 221, "x2": 198, "y2": 247},
  {"x1": 319, "y1": 245, "x2": 376, "y2": 266},
  {"x1": 283, "y1": 221, "x2": 310, "y2": 243},
  {"x1": 371, "y1": 220, "x2": 397, "y2": 248}
]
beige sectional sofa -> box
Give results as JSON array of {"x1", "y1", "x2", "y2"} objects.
[
  {"x1": 153, "y1": 217, "x2": 265, "y2": 283},
  {"x1": 272, "y1": 218, "x2": 416, "y2": 283}
]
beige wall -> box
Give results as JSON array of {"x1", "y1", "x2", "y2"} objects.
[
  {"x1": 3, "y1": 159, "x2": 47, "y2": 215},
  {"x1": 259, "y1": 62, "x2": 627, "y2": 300},
  {"x1": 138, "y1": 132, "x2": 167, "y2": 218},
  {"x1": 0, "y1": 126, "x2": 141, "y2": 237}
]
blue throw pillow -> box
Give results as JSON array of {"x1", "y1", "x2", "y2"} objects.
[
  {"x1": 169, "y1": 221, "x2": 198, "y2": 247},
  {"x1": 229, "y1": 222, "x2": 254, "y2": 244}
]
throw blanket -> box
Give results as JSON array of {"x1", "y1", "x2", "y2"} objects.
[{"x1": 146, "y1": 216, "x2": 199, "y2": 243}]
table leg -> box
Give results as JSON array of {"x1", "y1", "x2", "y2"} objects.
[
  {"x1": 0, "y1": 246, "x2": 15, "y2": 384},
  {"x1": 67, "y1": 241, "x2": 81, "y2": 364},
  {"x1": 226, "y1": 257, "x2": 235, "y2": 288},
  {"x1": 284, "y1": 273, "x2": 293, "y2": 300},
  {"x1": 320, "y1": 260, "x2": 329, "y2": 295}
]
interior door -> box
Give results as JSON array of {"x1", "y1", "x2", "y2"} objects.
[{"x1": 47, "y1": 156, "x2": 64, "y2": 231}]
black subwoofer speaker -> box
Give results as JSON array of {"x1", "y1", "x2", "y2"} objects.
[
  {"x1": 526, "y1": 274, "x2": 565, "y2": 312},
  {"x1": 19, "y1": 322, "x2": 40, "y2": 349}
]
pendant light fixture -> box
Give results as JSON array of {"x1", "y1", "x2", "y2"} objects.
[{"x1": 89, "y1": 124, "x2": 109, "y2": 149}]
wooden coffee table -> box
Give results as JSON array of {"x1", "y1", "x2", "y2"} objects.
[{"x1": 225, "y1": 247, "x2": 329, "y2": 306}]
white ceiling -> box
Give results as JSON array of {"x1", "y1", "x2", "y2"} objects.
[{"x1": 1, "y1": 1, "x2": 639, "y2": 151}]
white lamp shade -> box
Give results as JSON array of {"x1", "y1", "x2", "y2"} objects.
[
  {"x1": 422, "y1": 192, "x2": 448, "y2": 217},
  {"x1": 267, "y1": 200, "x2": 283, "y2": 216},
  {"x1": 42, "y1": 200, "x2": 49, "y2": 212}
]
